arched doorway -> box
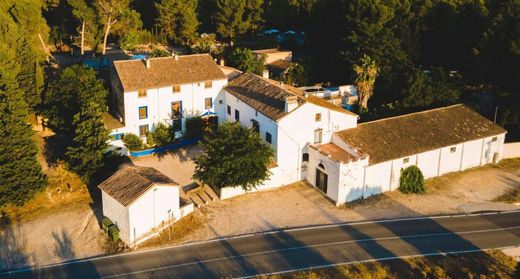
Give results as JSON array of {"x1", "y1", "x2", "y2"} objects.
[{"x1": 315, "y1": 163, "x2": 328, "y2": 194}]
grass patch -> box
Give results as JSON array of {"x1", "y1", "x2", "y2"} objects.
[
  {"x1": 339, "y1": 193, "x2": 388, "y2": 209},
  {"x1": 137, "y1": 209, "x2": 208, "y2": 249},
  {"x1": 2, "y1": 164, "x2": 92, "y2": 223},
  {"x1": 494, "y1": 157, "x2": 520, "y2": 171},
  {"x1": 260, "y1": 250, "x2": 518, "y2": 279}
]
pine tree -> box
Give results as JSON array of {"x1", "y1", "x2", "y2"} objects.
[
  {"x1": 155, "y1": 0, "x2": 199, "y2": 45},
  {"x1": 0, "y1": 43, "x2": 47, "y2": 207},
  {"x1": 17, "y1": 35, "x2": 44, "y2": 110},
  {"x1": 66, "y1": 100, "x2": 109, "y2": 181},
  {"x1": 215, "y1": 0, "x2": 248, "y2": 45}
]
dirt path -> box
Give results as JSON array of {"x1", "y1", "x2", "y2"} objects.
[{"x1": 0, "y1": 204, "x2": 105, "y2": 270}]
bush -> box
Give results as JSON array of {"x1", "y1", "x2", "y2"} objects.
[
  {"x1": 399, "y1": 165, "x2": 425, "y2": 194},
  {"x1": 152, "y1": 123, "x2": 174, "y2": 146},
  {"x1": 146, "y1": 132, "x2": 156, "y2": 147},
  {"x1": 122, "y1": 133, "x2": 144, "y2": 151},
  {"x1": 108, "y1": 224, "x2": 120, "y2": 242},
  {"x1": 119, "y1": 31, "x2": 140, "y2": 51},
  {"x1": 227, "y1": 48, "x2": 265, "y2": 75},
  {"x1": 185, "y1": 117, "x2": 204, "y2": 139}
]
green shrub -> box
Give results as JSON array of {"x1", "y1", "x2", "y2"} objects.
[
  {"x1": 185, "y1": 117, "x2": 204, "y2": 139},
  {"x1": 399, "y1": 165, "x2": 425, "y2": 194},
  {"x1": 146, "y1": 132, "x2": 156, "y2": 147},
  {"x1": 102, "y1": 217, "x2": 113, "y2": 233},
  {"x1": 122, "y1": 133, "x2": 143, "y2": 151},
  {"x1": 152, "y1": 123, "x2": 174, "y2": 146},
  {"x1": 108, "y1": 224, "x2": 120, "y2": 242},
  {"x1": 119, "y1": 31, "x2": 140, "y2": 51}
]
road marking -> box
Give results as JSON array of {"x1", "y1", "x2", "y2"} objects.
[
  {"x1": 100, "y1": 225, "x2": 520, "y2": 279},
  {"x1": 2, "y1": 209, "x2": 520, "y2": 275},
  {"x1": 235, "y1": 245, "x2": 520, "y2": 279}
]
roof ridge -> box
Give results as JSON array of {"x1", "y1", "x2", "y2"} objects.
[
  {"x1": 113, "y1": 53, "x2": 212, "y2": 64},
  {"x1": 249, "y1": 72, "x2": 306, "y2": 100},
  {"x1": 358, "y1": 104, "x2": 464, "y2": 126}
]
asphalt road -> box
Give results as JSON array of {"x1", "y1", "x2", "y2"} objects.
[{"x1": 2, "y1": 210, "x2": 520, "y2": 279}]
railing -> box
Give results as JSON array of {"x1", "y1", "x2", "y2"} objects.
[{"x1": 129, "y1": 138, "x2": 201, "y2": 157}]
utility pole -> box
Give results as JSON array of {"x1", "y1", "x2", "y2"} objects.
[{"x1": 494, "y1": 106, "x2": 498, "y2": 123}]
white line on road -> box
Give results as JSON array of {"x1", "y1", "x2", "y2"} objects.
[
  {"x1": 100, "y1": 225, "x2": 520, "y2": 278},
  {"x1": 2, "y1": 209, "x2": 520, "y2": 276}
]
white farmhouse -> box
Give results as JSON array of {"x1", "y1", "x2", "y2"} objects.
[
  {"x1": 307, "y1": 104, "x2": 507, "y2": 205},
  {"x1": 215, "y1": 73, "x2": 358, "y2": 198},
  {"x1": 107, "y1": 54, "x2": 228, "y2": 150},
  {"x1": 215, "y1": 73, "x2": 507, "y2": 205},
  {"x1": 98, "y1": 165, "x2": 194, "y2": 246}
]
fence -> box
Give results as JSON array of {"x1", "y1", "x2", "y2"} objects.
[{"x1": 129, "y1": 138, "x2": 200, "y2": 158}]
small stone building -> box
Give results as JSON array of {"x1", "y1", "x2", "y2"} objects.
[{"x1": 98, "y1": 165, "x2": 193, "y2": 246}]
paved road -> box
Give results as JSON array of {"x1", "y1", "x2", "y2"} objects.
[{"x1": 2, "y1": 211, "x2": 520, "y2": 279}]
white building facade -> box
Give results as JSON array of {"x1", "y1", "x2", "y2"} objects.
[
  {"x1": 306, "y1": 105, "x2": 507, "y2": 205},
  {"x1": 107, "y1": 54, "x2": 227, "y2": 148},
  {"x1": 99, "y1": 166, "x2": 194, "y2": 246}
]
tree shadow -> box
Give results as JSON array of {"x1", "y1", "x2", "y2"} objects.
[
  {"x1": 42, "y1": 134, "x2": 70, "y2": 168},
  {"x1": 0, "y1": 215, "x2": 33, "y2": 273},
  {"x1": 52, "y1": 229, "x2": 75, "y2": 261}
]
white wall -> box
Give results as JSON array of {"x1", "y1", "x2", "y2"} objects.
[
  {"x1": 417, "y1": 150, "x2": 440, "y2": 179},
  {"x1": 128, "y1": 185, "x2": 180, "y2": 244},
  {"x1": 101, "y1": 191, "x2": 130, "y2": 243},
  {"x1": 118, "y1": 79, "x2": 227, "y2": 137},
  {"x1": 503, "y1": 142, "x2": 520, "y2": 159},
  {"x1": 219, "y1": 166, "x2": 288, "y2": 199},
  {"x1": 460, "y1": 139, "x2": 482, "y2": 170},
  {"x1": 305, "y1": 147, "x2": 343, "y2": 202}
]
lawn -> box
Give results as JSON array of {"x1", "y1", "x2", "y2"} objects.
[{"x1": 260, "y1": 250, "x2": 518, "y2": 279}]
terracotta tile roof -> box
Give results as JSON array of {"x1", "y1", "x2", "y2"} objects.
[
  {"x1": 113, "y1": 54, "x2": 226, "y2": 92},
  {"x1": 266, "y1": 59, "x2": 293, "y2": 75},
  {"x1": 224, "y1": 73, "x2": 356, "y2": 121},
  {"x1": 102, "y1": 112, "x2": 124, "y2": 130},
  {"x1": 311, "y1": 143, "x2": 363, "y2": 163},
  {"x1": 336, "y1": 104, "x2": 507, "y2": 165},
  {"x1": 98, "y1": 165, "x2": 177, "y2": 207}
]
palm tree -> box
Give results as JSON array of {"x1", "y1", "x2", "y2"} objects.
[{"x1": 354, "y1": 55, "x2": 379, "y2": 113}]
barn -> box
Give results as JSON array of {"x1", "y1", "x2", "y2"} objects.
[{"x1": 307, "y1": 104, "x2": 507, "y2": 205}]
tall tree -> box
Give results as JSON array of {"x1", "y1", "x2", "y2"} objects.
[
  {"x1": 16, "y1": 35, "x2": 44, "y2": 109},
  {"x1": 96, "y1": 0, "x2": 131, "y2": 55},
  {"x1": 354, "y1": 55, "x2": 379, "y2": 112},
  {"x1": 66, "y1": 100, "x2": 109, "y2": 181},
  {"x1": 193, "y1": 122, "x2": 274, "y2": 191},
  {"x1": 215, "y1": 0, "x2": 247, "y2": 45},
  {"x1": 227, "y1": 48, "x2": 265, "y2": 75},
  {"x1": 68, "y1": 0, "x2": 97, "y2": 55},
  {"x1": 155, "y1": 0, "x2": 199, "y2": 45},
  {"x1": 43, "y1": 65, "x2": 107, "y2": 135},
  {"x1": 0, "y1": 43, "x2": 47, "y2": 207},
  {"x1": 245, "y1": 0, "x2": 264, "y2": 35}
]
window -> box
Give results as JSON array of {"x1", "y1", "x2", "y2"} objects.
[
  {"x1": 266, "y1": 132, "x2": 272, "y2": 144},
  {"x1": 204, "y1": 80, "x2": 213, "y2": 89},
  {"x1": 205, "y1": 98, "x2": 212, "y2": 109},
  {"x1": 139, "y1": 124, "x2": 149, "y2": 137},
  {"x1": 219, "y1": 100, "x2": 223, "y2": 105},
  {"x1": 139, "y1": 106, "x2": 148, "y2": 119},
  {"x1": 314, "y1": 128, "x2": 322, "y2": 144},
  {"x1": 227, "y1": 105, "x2": 231, "y2": 115},
  {"x1": 302, "y1": 153, "x2": 309, "y2": 162},
  {"x1": 492, "y1": 137, "x2": 498, "y2": 142},
  {"x1": 315, "y1": 113, "x2": 321, "y2": 122},
  {"x1": 403, "y1": 157, "x2": 409, "y2": 163},
  {"x1": 450, "y1": 146, "x2": 457, "y2": 153},
  {"x1": 251, "y1": 119, "x2": 260, "y2": 133},
  {"x1": 138, "y1": 89, "x2": 147, "y2": 98},
  {"x1": 171, "y1": 101, "x2": 182, "y2": 132},
  {"x1": 172, "y1": 85, "x2": 181, "y2": 93},
  {"x1": 255, "y1": 110, "x2": 258, "y2": 117},
  {"x1": 235, "y1": 109, "x2": 240, "y2": 121}
]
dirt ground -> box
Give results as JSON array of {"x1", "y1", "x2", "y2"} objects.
[
  {"x1": 3, "y1": 135, "x2": 519, "y2": 269},
  {"x1": 137, "y1": 157, "x2": 520, "y2": 247}
]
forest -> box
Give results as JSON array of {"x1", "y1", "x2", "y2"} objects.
[{"x1": 0, "y1": 0, "x2": 519, "y2": 205}]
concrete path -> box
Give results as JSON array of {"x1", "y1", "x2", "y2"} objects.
[{"x1": 2, "y1": 210, "x2": 520, "y2": 279}]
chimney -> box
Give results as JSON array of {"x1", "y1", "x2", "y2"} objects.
[
  {"x1": 220, "y1": 59, "x2": 225, "y2": 67},
  {"x1": 285, "y1": 96, "x2": 298, "y2": 112},
  {"x1": 262, "y1": 69, "x2": 269, "y2": 79}
]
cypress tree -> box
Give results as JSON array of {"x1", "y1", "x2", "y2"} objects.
[
  {"x1": 66, "y1": 100, "x2": 109, "y2": 182},
  {"x1": 0, "y1": 43, "x2": 47, "y2": 207},
  {"x1": 17, "y1": 35, "x2": 44, "y2": 109}
]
